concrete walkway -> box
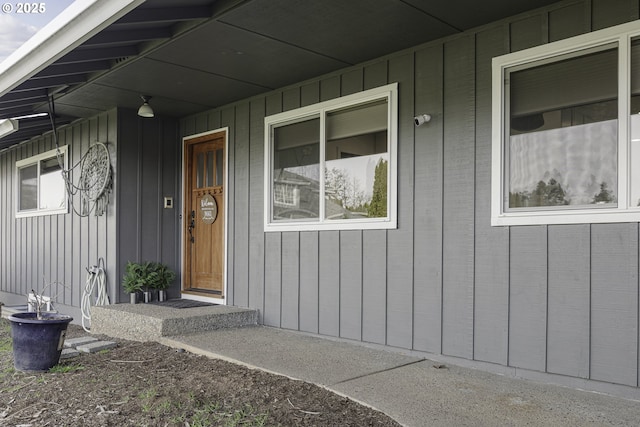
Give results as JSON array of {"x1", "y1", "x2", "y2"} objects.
[{"x1": 159, "y1": 326, "x2": 640, "y2": 427}]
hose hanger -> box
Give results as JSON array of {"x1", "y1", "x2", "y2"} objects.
[{"x1": 48, "y1": 94, "x2": 113, "y2": 217}]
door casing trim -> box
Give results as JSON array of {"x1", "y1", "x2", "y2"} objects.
[{"x1": 181, "y1": 127, "x2": 229, "y2": 305}]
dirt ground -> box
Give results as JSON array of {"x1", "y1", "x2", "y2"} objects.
[{"x1": 0, "y1": 319, "x2": 401, "y2": 426}]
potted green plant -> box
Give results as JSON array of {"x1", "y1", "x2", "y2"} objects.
[
  {"x1": 122, "y1": 261, "x2": 149, "y2": 304},
  {"x1": 122, "y1": 261, "x2": 176, "y2": 303},
  {"x1": 148, "y1": 262, "x2": 176, "y2": 302},
  {"x1": 7, "y1": 284, "x2": 73, "y2": 372}
]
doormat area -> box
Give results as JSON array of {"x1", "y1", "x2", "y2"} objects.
[{"x1": 150, "y1": 299, "x2": 218, "y2": 309}]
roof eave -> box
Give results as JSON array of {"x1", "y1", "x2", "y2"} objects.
[{"x1": 0, "y1": 0, "x2": 146, "y2": 98}]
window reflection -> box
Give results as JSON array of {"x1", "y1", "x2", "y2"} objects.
[
  {"x1": 39, "y1": 157, "x2": 64, "y2": 209},
  {"x1": 19, "y1": 164, "x2": 37, "y2": 211},
  {"x1": 272, "y1": 117, "x2": 320, "y2": 221},
  {"x1": 507, "y1": 47, "x2": 618, "y2": 210},
  {"x1": 325, "y1": 100, "x2": 388, "y2": 219},
  {"x1": 196, "y1": 152, "x2": 204, "y2": 189}
]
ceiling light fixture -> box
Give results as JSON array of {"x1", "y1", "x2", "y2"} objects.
[
  {"x1": 0, "y1": 119, "x2": 19, "y2": 139},
  {"x1": 137, "y1": 95, "x2": 154, "y2": 118}
]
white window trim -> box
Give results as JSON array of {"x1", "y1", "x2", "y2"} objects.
[
  {"x1": 15, "y1": 146, "x2": 68, "y2": 218},
  {"x1": 491, "y1": 20, "x2": 640, "y2": 226},
  {"x1": 264, "y1": 83, "x2": 398, "y2": 232}
]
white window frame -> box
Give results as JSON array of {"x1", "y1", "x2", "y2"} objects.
[
  {"x1": 264, "y1": 83, "x2": 398, "y2": 232},
  {"x1": 492, "y1": 20, "x2": 640, "y2": 226},
  {"x1": 15, "y1": 146, "x2": 68, "y2": 218}
]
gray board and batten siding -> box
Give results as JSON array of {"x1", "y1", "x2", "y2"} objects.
[
  {"x1": 0, "y1": 109, "x2": 182, "y2": 316},
  {"x1": 0, "y1": 111, "x2": 119, "y2": 319},
  {"x1": 181, "y1": 0, "x2": 640, "y2": 393},
  {"x1": 116, "y1": 112, "x2": 182, "y2": 303}
]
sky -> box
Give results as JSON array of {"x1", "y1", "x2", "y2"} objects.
[{"x1": 0, "y1": 0, "x2": 75, "y2": 63}]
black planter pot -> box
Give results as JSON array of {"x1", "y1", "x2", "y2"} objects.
[{"x1": 8, "y1": 312, "x2": 73, "y2": 372}]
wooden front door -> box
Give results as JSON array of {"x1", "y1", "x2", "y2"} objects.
[{"x1": 183, "y1": 131, "x2": 225, "y2": 297}]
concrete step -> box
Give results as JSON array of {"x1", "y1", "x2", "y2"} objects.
[
  {"x1": 60, "y1": 348, "x2": 80, "y2": 360},
  {"x1": 90, "y1": 303, "x2": 258, "y2": 342},
  {"x1": 61, "y1": 337, "x2": 118, "y2": 359},
  {"x1": 76, "y1": 340, "x2": 118, "y2": 353},
  {"x1": 65, "y1": 336, "x2": 99, "y2": 348}
]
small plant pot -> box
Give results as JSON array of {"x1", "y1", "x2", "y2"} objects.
[
  {"x1": 143, "y1": 290, "x2": 152, "y2": 303},
  {"x1": 158, "y1": 290, "x2": 167, "y2": 302},
  {"x1": 129, "y1": 292, "x2": 139, "y2": 304},
  {"x1": 8, "y1": 312, "x2": 73, "y2": 372}
]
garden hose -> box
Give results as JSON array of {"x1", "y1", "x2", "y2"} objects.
[{"x1": 81, "y1": 258, "x2": 110, "y2": 332}]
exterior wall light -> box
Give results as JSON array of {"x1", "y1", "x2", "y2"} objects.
[{"x1": 138, "y1": 95, "x2": 154, "y2": 118}]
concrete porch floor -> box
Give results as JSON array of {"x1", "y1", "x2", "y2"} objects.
[{"x1": 90, "y1": 303, "x2": 258, "y2": 341}]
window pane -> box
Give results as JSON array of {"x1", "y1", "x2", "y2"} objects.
[
  {"x1": 206, "y1": 150, "x2": 214, "y2": 187},
  {"x1": 630, "y1": 39, "x2": 640, "y2": 207},
  {"x1": 507, "y1": 48, "x2": 618, "y2": 210},
  {"x1": 19, "y1": 164, "x2": 37, "y2": 211},
  {"x1": 215, "y1": 148, "x2": 223, "y2": 186},
  {"x1": 39, "y1": 157, "x2": 65, "y2": 210},
  {"x1": 325, "y1": 100, "x2": 388, "y2": 219},
  {"x1": 196, "y1": 152, "x2": 204, "y2": 188},
  {"x1": 272, "y1": 117, "x2": 320, "y2": 221}
]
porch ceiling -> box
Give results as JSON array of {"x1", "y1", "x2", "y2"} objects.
[{"x1": 0, "y1": 0, "x2": 559, "y2": 150}]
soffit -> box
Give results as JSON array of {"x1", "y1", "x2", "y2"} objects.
[{"x1": 0, "y1": 0, "x2": 560, "y2": 150}]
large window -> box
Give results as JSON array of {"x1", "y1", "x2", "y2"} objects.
[
  {"x1": 16, "y1": 146, "x2": 67, "y2": 217},
  {"x1": 492, "y1": 21, "x2": 640, "y2": 225},
  {"x1": 265, "y1": 83, "x2": 397, "y2": 231}
]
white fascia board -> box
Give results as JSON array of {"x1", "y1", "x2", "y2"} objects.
[{"x1": 0, "y1": 0, "x2": 146, "y2": 97}]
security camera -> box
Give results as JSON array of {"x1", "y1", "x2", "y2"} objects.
[
  {"x1": 413, "y1": 114, "x2": 431, "y2": 126},
  {"x1": 414, "y1": 114, "x2": 431, "y2": 127}
]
